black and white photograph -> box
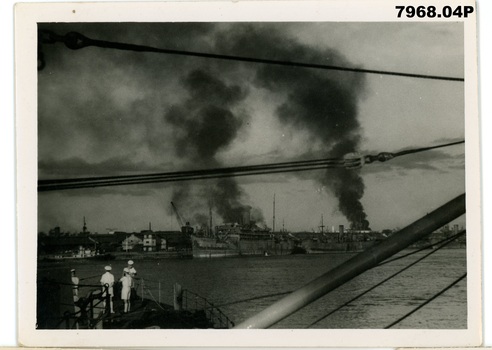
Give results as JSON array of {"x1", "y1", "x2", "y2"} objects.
[{"x1": 15, "y1": 1, "x2": 481, "y2": 347}]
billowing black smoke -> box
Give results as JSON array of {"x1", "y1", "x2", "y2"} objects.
[
  {"x1": 216, "y1": 25, "x2": 370, "y2": 230},
  {"x1": 166, "y1": 24, "x2": 369, "y2": 230},
  {"x1": 211, "y1": 179, "x2": 264, "y2": 224},
  {"x1": 165, "y1": 69, "x2": 264, "y2": 225}
]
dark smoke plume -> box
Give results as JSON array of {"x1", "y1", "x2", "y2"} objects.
[
  {"x1": 211, "y1": 179, "x2": 264, "y2": 224},
  {"x1": 217, "y1": 25, "x2": 370, "y2": 230},
  {"x1": 165, "y1": 69, "x2": 263, "y2": 225},
  {"x1": 166, "y1": 24, "x2": 370, "y2": 230}
]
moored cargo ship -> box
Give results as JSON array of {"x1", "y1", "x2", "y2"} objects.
[
  {"x1": 188, "y1": 221, "x2": 390, "y2": 258},
  {"x1": 190, "y1": 222, "x2": 297, "y2": 258}
]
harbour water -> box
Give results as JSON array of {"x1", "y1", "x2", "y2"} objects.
[{"x1": 39, "y1": 248, "x2": 467, "y2": 329}]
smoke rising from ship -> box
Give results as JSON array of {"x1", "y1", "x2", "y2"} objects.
[
  {"x1": 35, "y1": 22, "x2": 466, "y2": 234},
  {"x1": 165, "y1": 24, "x2": 370, "y2": 229},
  {"x1": 216, "y1": 25, "x2": 370, "y2": 230},
  {"x1": 165, "y1": 69, "x2": 264, "y2": 225}
]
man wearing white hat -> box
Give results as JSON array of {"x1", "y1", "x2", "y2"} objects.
[
  {"x1": 120, "y1": 268, "x2": 132, "y2": 313},
  {"x1": 125, "y1": 260, "x2": 137, "y2": 293},
  {"x1": 126, "y1": 260, "x2": 137, "y2": 277},
  {"x1": 100, "y1": 265, "x2": 115, "y2": 313}
]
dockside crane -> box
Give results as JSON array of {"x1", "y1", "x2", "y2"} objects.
[{"x1": 171, "y1": 202, "x2": 194, "y2": 235}]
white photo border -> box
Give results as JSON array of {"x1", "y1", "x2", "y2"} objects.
[{"x1": 15, "y1": 1, "x2": 481, "y2": 347}]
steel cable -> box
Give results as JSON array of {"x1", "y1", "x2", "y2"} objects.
[
  {"x1": 38, "y1": 159, "x2": 347, "y2": 190},
  {"x1": 39, "y1": 30, "x2": 464, "y2": 82},
  {"x1": 378, "y1": 230, "x2": 465, "y2": 266},
  {"x1": 305, "y1": 230, "x2": 465, "y2": 328},
  {"x1": 38, "y1": 164, "x2": 345, "y2": 191},
  {"x1": 210, "y1": 291, "x2": 293, "y2": 309},
  {"x1": 38, "y1": 140, "x2": 464, "y2": 192},
  {"x1": 172, "y1": 232, "x2": 465, "y2": 317},
  {"x1": 39, "y1": 157, "x2": 345, "y2": 185},
  {"x1": 393, "y1": 139, "x2": 465, "y2": 157},
  {"x1": 384, "y1": 273, "x2": 467, "y2": 329}
]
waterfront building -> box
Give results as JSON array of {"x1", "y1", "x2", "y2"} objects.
[
  {"x1": 143, "y1": 233, "x2": 160, "y2": 252},
  {"x1": 121, "y1": 234, "x2": 143, "y2": 252}
]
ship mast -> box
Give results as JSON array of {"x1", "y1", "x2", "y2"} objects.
[
  {"x1": 209, "y1": 202, "x2": 213, "y2": 237},
  {"x1": 83, "y1": 216, "x2": 87, "y2": 234},
  {"x1": 272, "y1": 193, "x2": 276, "y2": 234}
]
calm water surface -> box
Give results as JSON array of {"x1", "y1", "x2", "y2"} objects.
[{"x1": 44, "y1": 249, "x2": 467, "y2": 329}]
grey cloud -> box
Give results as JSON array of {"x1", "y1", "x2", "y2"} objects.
[{"x1": 39, "y1": 156, "x2": 174, "y2": 178}]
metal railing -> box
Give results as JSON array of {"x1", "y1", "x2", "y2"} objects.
[
  {"x1": 180, "y1": 288, "x2": 235, "y2": 329},
  {"x1": 136, "y1": 278, "x2": 234, "y2": 329},
  {"x1": 54, "y1": 283, "x2": 111, "y2": 329},
  {"x1": 40, "y1": 193, "x2": 466, "y2": 330}
]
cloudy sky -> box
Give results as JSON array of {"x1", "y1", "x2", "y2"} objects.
[{"x1": 37, "y1": 22, "x2": 465, "y2": 234}]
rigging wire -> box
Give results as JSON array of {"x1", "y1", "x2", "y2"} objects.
[
  {"x1": 39, "y1": 157, "x2": 347, "y2": 185},
  {"x1": 393, "y1": 140, "x2": 466, "y2": 157},
  {"x1": 38, "y1": 159, "x2": 347, "y2": 187},
  {"x1": 37, "y1": 280, "x2": 102, "y2": 288},
  {"x1": 171, "y1": 231, "x2": 465, "y2": 313},
  {"x1": 38, "y1": 140, "x2": 464, "y2": 192},
  {"x1": 305, "y1": 230, "x2": 465, "y2": 328},
  {"x1": 79, "y1": 274, "x2": 103, "y2": 281},
  {"x1": 36, "y1": 28, "x2": 467, "y2": 329},
  {"x1": 39, "y1": 30, "x2": 464, "y2": 82},
  {"x1": 384, "y1": 273, "x2": 467, "y2": 329},
  {"x1": 377, "y1": 230, "x2": 465, "y2": 266},
  {"x1": 38, "y1": 164, "x2": 343, "y2": 192},
  {"x1": 210, "y1": 291, "x2": 293, "y2": 309},
  {"x1": 142, "y1": 285, "x2": 168, "y2": 312}
]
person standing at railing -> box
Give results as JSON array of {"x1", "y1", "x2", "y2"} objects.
[
  {"x1": 126, "y1": 260, "x2": 137, "y2": 280},
  {"x1": 71, "y1": 268, "x2": 79, "y2": 299},
  {"x1": 100, "y1": 265, "x2": 115, "y2": 313},
  {"x1": 120, "y1": 268, "x2": 132, "y2": 313},
  {"x1": 125, "y1": 260, "x2": 137, "y2": 299}
]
